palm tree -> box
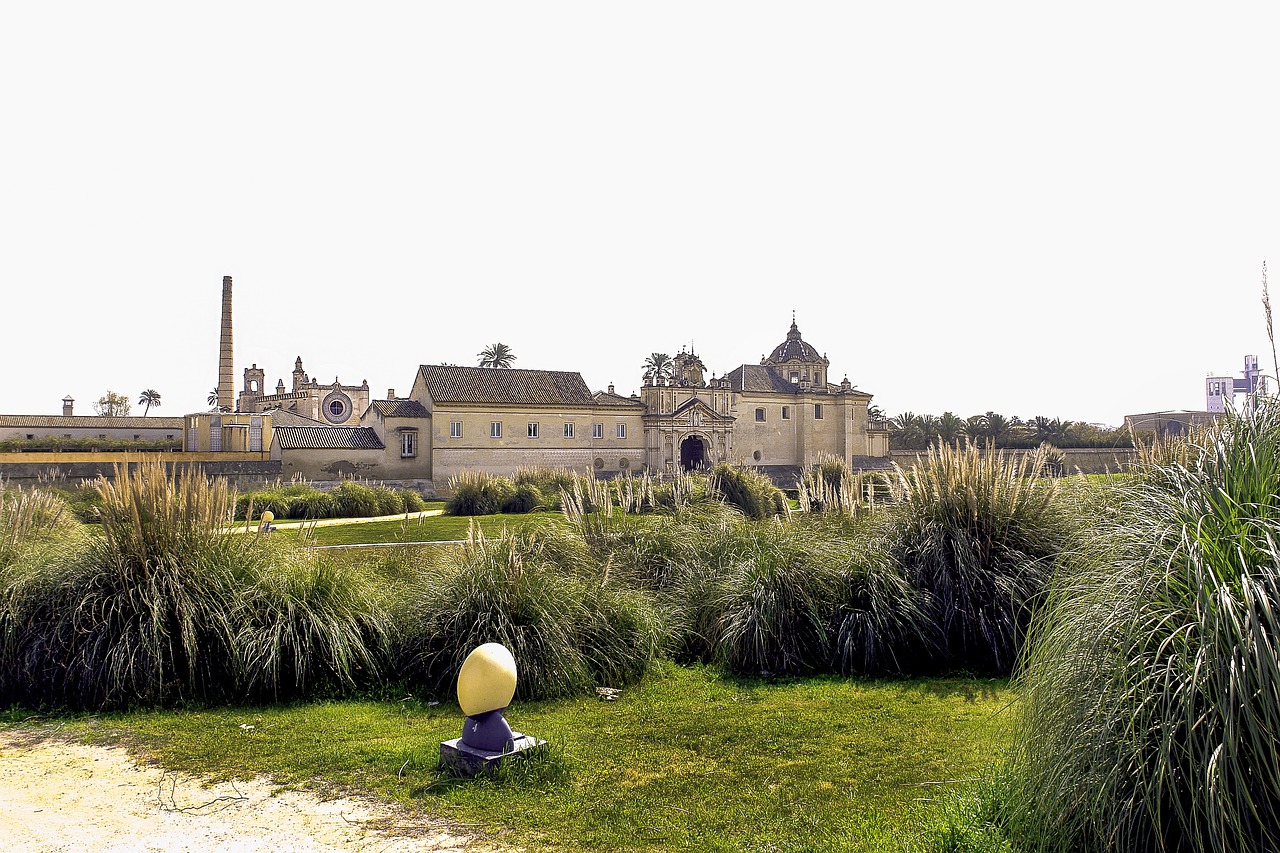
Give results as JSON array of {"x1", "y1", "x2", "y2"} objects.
[
  {"x1": 984, "y1": 411, "x2": 1011, "y2": 447},
  {"x1": 208, "y1": 388, "x2": 219, "y2": 408},
  {"x1": 937, "y1": 411, "x2": 964, "y2": 445},
  {"x1": 138, "y1": 389, "x2": 162, "y2": 416},
  {"x1": 642, "y1": 353, "x2": 674, "y2": 384},
  {"x1": 478, "y1": 343, "x2": 516, "y2": 368}
]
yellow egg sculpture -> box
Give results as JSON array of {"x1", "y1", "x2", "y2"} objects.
[{"x1": 457, "y1": 642, "x2": 517, "y2": 717}]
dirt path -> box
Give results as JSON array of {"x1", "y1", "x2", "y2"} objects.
[{"x1": 0, "y1": 732, "x2": 497, "y2": 852}]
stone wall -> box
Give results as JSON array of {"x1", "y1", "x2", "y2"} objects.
[
  {"x1": 888, "y1": 446, "x2": 1137, "y2": 475},
  {"x1": 0, "y1": 451, "x2": 282, "y2": 488}
]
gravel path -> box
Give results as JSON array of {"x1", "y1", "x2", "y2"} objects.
[{"x1": 0, "y1": 732, "x2": 496, "y2": 852}]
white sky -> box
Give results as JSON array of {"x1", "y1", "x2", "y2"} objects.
[{"x1": 3, "y1": 3, "x2": 1278, "y2": 427}]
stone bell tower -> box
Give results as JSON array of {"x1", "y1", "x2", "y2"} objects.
[{"x1": 217, "y1": 275, "x2": 235, "y2": 412}]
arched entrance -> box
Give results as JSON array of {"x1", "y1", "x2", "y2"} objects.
[{"x1": 680, "y1": 435, "x2": 707, "y2": 471}]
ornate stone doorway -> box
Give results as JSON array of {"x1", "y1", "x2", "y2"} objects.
[{"x1": 680, "y1": 435, "x2": 707, "y2": 471}]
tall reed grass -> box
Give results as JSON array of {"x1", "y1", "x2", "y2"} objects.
[
  {"x1": 393, "y1": 525, "x2": 664, "y2": 701},
  {"x1": 893, "y1": 442, "x2": 1067, "y2": 674},
  {"x1": 1008, "y1": 405, "x2": 1280, "y2": 852}
]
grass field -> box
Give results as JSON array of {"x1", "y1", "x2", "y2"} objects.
[
  {"x1": 276, "y1": 509, "x2": 570, "y2": 546},
  {"x1": 16, "y1": 663, "x2": 1013, "y2": 852}
]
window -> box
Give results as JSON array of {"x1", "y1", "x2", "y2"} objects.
[
  {"x1": 133, "y1": 434, "x2": 140, "y2": 440},
  {"x1": 592, "y1": 423, "x2": 603, "y2": 439},
  {"x1": 782, "y1": 406, "x2": 790, "y2": 420},
  {"x1": 563, "y1": 423, "x2": 575, "y2": 439},
  {"x1": 528, "y1": 422, "x2": 540, "y2": 439},
  {"x1": 187, "y1": 426, "x2": 196, "y2": 449},
  {"x1": 790, "y1": 372, "x2": 799, "y2": 383},
  {"x1": 616, "y1": 423, "x2": 627, "y2": 439},
  {"x1": 249, "y1": 417, "x2": 262, "y2": 452},
  {"x1": 755, "y1": 407, "x2": 766, "y2": 422},
  {"x1": 490, "y1": 421, "x2": 502, "y2": 438},
  {"x1": 401, "y1": 429, "x2": 418, "y2": 458},
  {"x1": 814, "y1": 404, "x2": 824, "y2": 419},
  {"x1": 450, "y1": 421, "x2": 462, "y2": 438},
  {"x1": 209, "y1": 416, "x2": 222, "y2": 451},
  {"x1": 25, "y1": 434, "x2": 33, "y2": 440}
]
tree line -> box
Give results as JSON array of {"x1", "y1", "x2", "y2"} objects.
[{"x1": 883, "y1": 409, "x2": 1135, "y2": 450}]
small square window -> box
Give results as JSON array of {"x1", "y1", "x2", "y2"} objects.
[
  {"x1": 450, "y1": 421, "x2": 462, "y2": 438},
  {"x1": 814, "y1": 404, "x2": 824, "y2": 420},
  {"x1": 563, "y1": 423, "x2": 575, "y2": 439},
  {"x1": 25, "y1": 434, "x2": 34, "y2": 440},
  {"x1": 616, "y1": 423, "x2": 627, "y2": 439},
  {"x1": 490, "y1": 421, "x2": 502, "y2": 438},
  {"x1": 782, "y1": 406, "x2": 790, "y2": 420},
  {"x1": 592, "y1": 423, "x2": 603, "y2": 439},
  {"x1": 755, "y1": 407, "x2": 766, "y2": 422},
  {"x1": 528, "y1": 422, "x2": 540, "y2": 439}
]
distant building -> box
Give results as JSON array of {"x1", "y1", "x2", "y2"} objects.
[
  {"x1": 0, "y1": 396, "x2": 182, "y2": 445},
  {"x1": 1207, "y1": 355, "x2": 1262, "y2": 413},
  {"x1": 1124, "y1": 410, "x2": 1219, "y2": 438},
  {"x1": 192, "y1": 278, "x2": 890, "y2": 490}
]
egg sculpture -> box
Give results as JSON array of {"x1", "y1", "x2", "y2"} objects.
[{"x1": 456, "y1": 643, "x2": 519, "y2": 752}]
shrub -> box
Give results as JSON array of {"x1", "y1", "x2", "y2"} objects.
[
  {"x1": 393, "y1": 527, "x2": 663, "y2": 701},
  {"x1": 446, "y1": 471, "x2": 514, "y2": 516},
  {"x1": 400, "y1": 490, "x2": 427, "y2": 513},
  {"x1": 7, "y1": 463, "x2": 246, "y2": 708},
  {"x1": 710, "y1": 523, "x2": 836, "y2": 677},
  {"x1": 238, "y1": 547, "x2": 391, "y2": 701},
  {"x1": 892, "y1": 441, "x2": 1068, "y2": 674},
  {"x1": 828, "y1": 517, "x2": 933, "y2": 677},
  {"x1": 291, "y1": 489, "x2": 337, "y2": 519},
  {"x1": 371, "y1": 485, "x2": 403, "y2": 516},
  {"x1": 502, "y1": 483, "x2": 544, "y2": 514},
  {"x1": 1007, "y1": 405, "x2": 1280, "y2": 853},
  {"x1": 333, "y1": 481, "x2": 379, "y2": 518},
  {"x1": 711, "y1": 463, "x2": 786, "y2": 519}
]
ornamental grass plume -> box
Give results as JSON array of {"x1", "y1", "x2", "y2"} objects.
[
  {"x1": 892, "y1": 440, "x2": 1067, "y2": 674},
  {"x1": 1008, "y1": 403, "x2": 1280, "y2": 852}
]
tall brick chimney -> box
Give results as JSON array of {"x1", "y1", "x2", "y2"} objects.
[{"x1": 217, "y1": 275, "x2": 234, "y2": 411}]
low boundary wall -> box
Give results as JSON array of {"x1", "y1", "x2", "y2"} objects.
[
  {"x1": 0, "y1": 452, "x2": 282, "y2": 488},
  {"x1": 889, "y1": 447, "x2": 1138, "y2": 475}
]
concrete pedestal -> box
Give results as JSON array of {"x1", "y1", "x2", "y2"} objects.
[{"x1": 439, "y1": 734, "x2": 548, "y2": 776}]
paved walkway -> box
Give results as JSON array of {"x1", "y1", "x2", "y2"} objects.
[{"x1": 233, "y1": 509, "x2": 444, "y2": 533}]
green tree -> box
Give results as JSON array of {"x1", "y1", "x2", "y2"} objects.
[
  {"x1": 138, "y1": 389, "x2": 162, "y2": 416},
  {"x1": 984, "y1": 411, "x2": 1011, "y2": 446},
  {"x1": 642, "y1": 352, "x2": 674, "y2": 384},
  {"x1": 93, "y1": 390, "x2": 132, "y2": 417},
  {"x1": 937, "y1": 411, "x2": 964, "y2": 445},
  {"x1": 208, "y1": 388, "x2": 219, "y2": 408},
  {"x1": 478, "y1": 343, "x2": 516, "y2": 368}
]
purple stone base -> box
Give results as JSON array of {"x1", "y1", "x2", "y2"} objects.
[{"x1": 439, "y1": 734, "x2": 548, "y2": 777}]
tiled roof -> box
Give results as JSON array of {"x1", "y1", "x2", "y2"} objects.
[
  {"x1": 418, "y1": 365, "x2": 595, "y2": 406},
  {"x1": 0, "y1": 415, "x2": 185, "y2": 429},
  {"x1": 724, "y1": 365, "x2": 797, "y2": 394},
  {"x1": 369, "y1": 399, "x2": 430, "y2": 418},
  {"x1": 592, "y1": 391, "x2": 645, "y2": 409},
  {"x1": 273, "y1": 426, "x2": 385, "y2": 450},
  {"x1": 262, "y1": 408, "x2": 326, "y2": 426}
]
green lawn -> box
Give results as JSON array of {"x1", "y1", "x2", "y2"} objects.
[
  {"x1": 16, "y1": 664, "x2": 1014, "y2": 852},
  {"x1": 277, "y1": 510, "x2": 569, "y2": 546}
]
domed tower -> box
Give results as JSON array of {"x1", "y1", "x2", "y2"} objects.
[{"x1": 763, "y1": 316, "x2": 830, "y2": 391}]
